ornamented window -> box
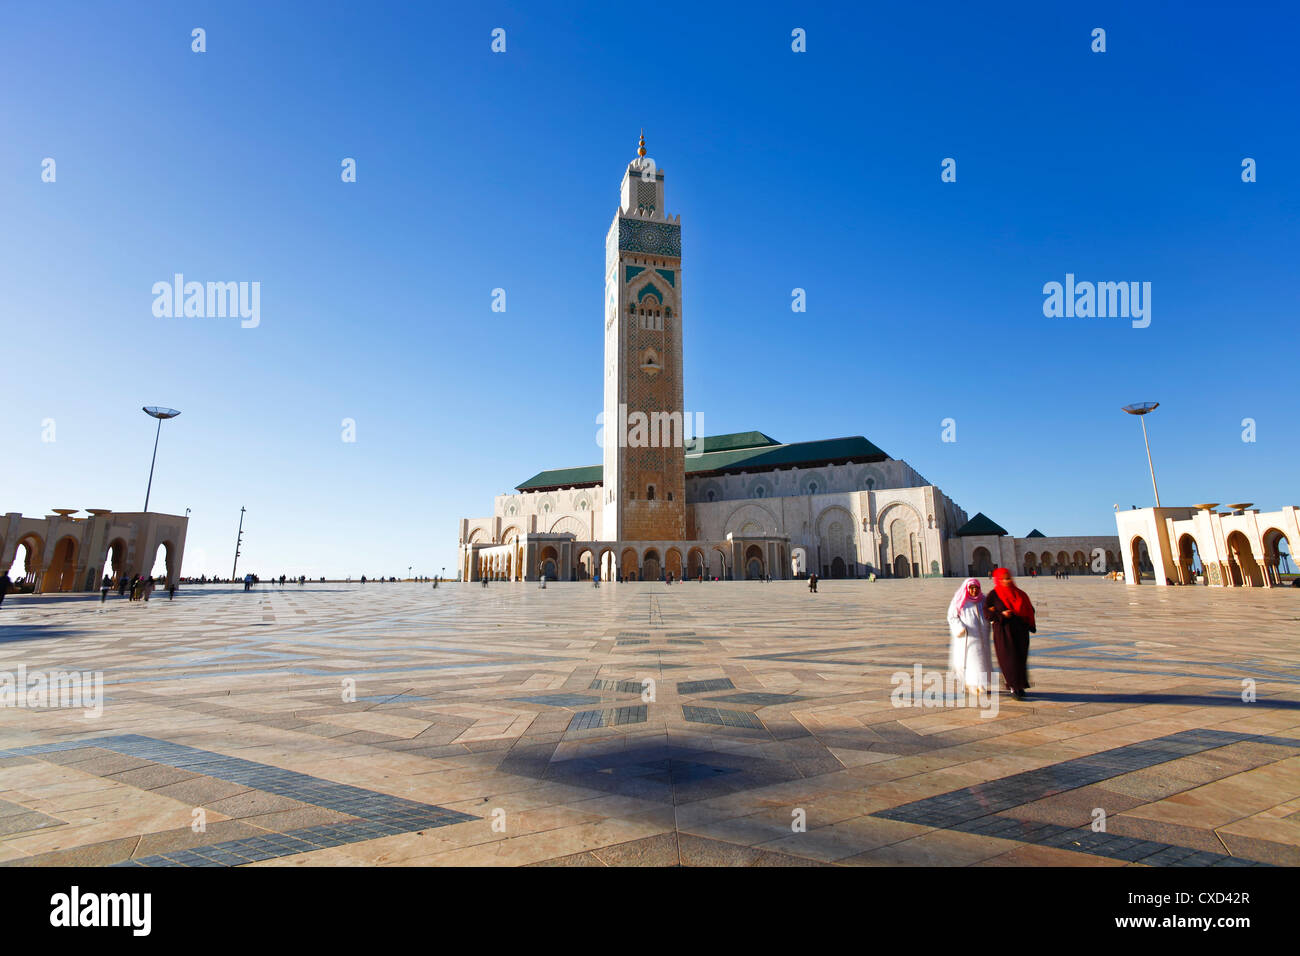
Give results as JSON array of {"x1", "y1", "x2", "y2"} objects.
[
  {"x1": 807, "y1": 482, "x2": 818, "y2": 495},
  {"x1": 636, "y1": 179, "x2": 656, "y2": 213},
  {"x1": 647, "y1": 485, "x2": 656, "y2": 501},
  {"x1": 707, "y1": 490, "x2": 716, "y2": 502}
]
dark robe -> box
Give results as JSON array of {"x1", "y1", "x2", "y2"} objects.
[{"x1": 984, "y1": 591, "x2": 1034, "y2": 693}]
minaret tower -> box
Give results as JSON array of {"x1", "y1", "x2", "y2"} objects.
[{"x1": 601, "y1": 132, "x2": 686, "y2": 541}]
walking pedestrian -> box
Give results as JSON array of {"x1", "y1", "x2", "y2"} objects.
[
  {"x1": 946, "y1": 578, "x2": 992, "y2": 701},
  {"x1": 985, "y1": 568, "x2": 1036, "y2": 700},
  {"x1": 808, "y1": 572, "x2": 819, "y2": 593}
]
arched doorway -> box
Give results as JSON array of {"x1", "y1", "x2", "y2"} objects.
[
  {"x1": 539, "y1": 545, "x2": 559, "y2": 581},
  {"x1": 686, "y1": 548, "x2": 704, "y2": 579},
  {"x1": 1177, "y1": 534, "x2": 1203, "y2": 585},
  {"x1": 1023, "y1": 552, "x2": 1038, "y2": 577},
  {"x1": 642, "y1": 549, "x2": 662, "y2": 582},
  {"x1": 893, "y1": 554, "x2": 911, "y2": 578},
  {"x1": 1261, "y1": 528, "x2": 1294, "y2": 585},
  {"x1": 620, "y1": 548, "x2": 639, "y2": 581},
  {"x1": 711, "y1": 547, "x2": 729, "y2": 580},
  {"x1": 971, "y1": 547, "x2": 993, "y2": 577},
  {"x1": 665, "y1": 548, "x2": 682, "y2": 581},
  {"x1": 44, "y1": 536, "x2": 79, "y2": 592},
  {"x1": 1226, "y1": 531, "x2": 1264, "y2": 587},
  {"x1": 12, "y1": 534, "x2": 44, "y2": 587},
  {"x1": 105, "y1": 538, "x2": 128, "y2": 583},
  {"x1": 744, "y1": 544, "x2": 764, "y2": 580},
  {"x1": 576, "y1": 549, "x2": 594, "y2": 581},
  {"x1": 830, "y1": 556, "x2": 846, "y2": 578},
  {"x1": 150, "y1": 541, "x2": 176, "y2": 585},
  {"x1": 1129, "y1": 536, "x2": 1153, "y2": 583},
  {"x1": 1072, "y1": 550, "x2": 1086, "y2": 573}
]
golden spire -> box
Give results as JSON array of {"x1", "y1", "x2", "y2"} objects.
[{"x1": 637, "y1": 129, "x2": 646, "y2": 157}]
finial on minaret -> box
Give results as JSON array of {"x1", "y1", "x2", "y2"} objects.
[{"x1": 637, "y1": 129, "x2": 646, "y2": 157}]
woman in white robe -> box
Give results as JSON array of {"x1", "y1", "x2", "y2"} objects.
[{"x1": 947, "y1": 577, "x2": 992, "y2": 698}]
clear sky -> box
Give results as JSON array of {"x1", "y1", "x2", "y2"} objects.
[{"x1": 2, "y1": 1, "x2": 1296, "y2": 579}]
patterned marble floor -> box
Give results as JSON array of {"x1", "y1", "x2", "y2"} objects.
[{"x1": 1, "y1": 578, "x2": 1297, "y2": 867}]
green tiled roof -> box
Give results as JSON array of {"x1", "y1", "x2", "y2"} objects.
[
  {"x1": 697, "y1": 431, "x2": 780, "y2": 453},
  {"x1": 1025, "y1": 528, "x2": 1046, "y2": 538},
  {"x1": 514, "y1": 434, "x2": 888, "y2": 492},
  {"x1": 515, "y1": 464, "x2": 604, "y2": 491},
  {"x1": 955, "y1": 512, "x2": 1009, "y2": 537}
]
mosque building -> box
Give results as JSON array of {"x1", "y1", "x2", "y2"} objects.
[{"x1": 458, "y1": 136, "x2": 1118, "y2": 583}]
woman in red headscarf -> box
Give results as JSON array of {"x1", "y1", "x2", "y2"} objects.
[{"x1": 984, "y1": 567, "x2": 1036, "y2": 700}]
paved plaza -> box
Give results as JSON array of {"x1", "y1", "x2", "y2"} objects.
[{"x1": 1, "y1": 579, "x2": 1298, "y2": 867}]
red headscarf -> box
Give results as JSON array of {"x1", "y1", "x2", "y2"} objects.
[{"x1": 993, "y1": 568, "x2": 1035, "y2": 628}]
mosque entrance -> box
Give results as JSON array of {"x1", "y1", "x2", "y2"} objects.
[{"x1": 893, "y1": 554, "x2": 911, "y2": 578}]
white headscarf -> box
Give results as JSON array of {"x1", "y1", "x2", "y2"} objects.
[{"x1": 947, "y1": 577, "x2": 983, "y2": 621}]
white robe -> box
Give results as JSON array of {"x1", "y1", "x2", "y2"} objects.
[{"x1": 947, "y1": 601, "x2": 992, "y2": 693}]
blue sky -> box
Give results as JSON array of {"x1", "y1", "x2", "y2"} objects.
[{"x1": 2, "y1": 1, "x2": 1296, "y2": 578}]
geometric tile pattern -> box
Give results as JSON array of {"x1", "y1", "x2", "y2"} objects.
[
  {"x1": 874, "y1": 729, "x2": 1298, "y2": 867},
  {"x1": 0, "y1": 736, "x2": 477, "y2": 867},
  {"x1": 3, "y1": 578, "x2": 1299, "y2": 866}
]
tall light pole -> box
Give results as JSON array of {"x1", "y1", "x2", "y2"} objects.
[
  {"x1": 1121, "y1": 402, "x2": 1161, "y2": 507},
  {"x1": 231, "y1": 507, "x2": 246, "y2": 580},
  {"x1": 142, "y1": 407, "x2": 181, "y2": 512}
]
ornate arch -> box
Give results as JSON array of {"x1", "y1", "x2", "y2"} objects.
[
  {"x1": 724, "y1": 502, "x2": 780, "y2": 537},
  {"x1": 549, "y1": 515, "x2": 586, "y2": 537},
  {"x1": 876, "y1": 501, "x2": 924, "y2": 577}
]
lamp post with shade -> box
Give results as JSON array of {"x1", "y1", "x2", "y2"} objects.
[
  {"x1": 141, "y1": 406, "x2": 181, "y2": 513},
  {"x1": 1121, "y1": 402, "x2": 1161, "y2": 507}
]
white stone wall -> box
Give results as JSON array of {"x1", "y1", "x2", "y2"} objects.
[
  {"x1": 460, "y1": 456, "x2": 971, "y2": 577},
  {"x1": 684, "y1": 458, "x2": 928, "y2": 504}
]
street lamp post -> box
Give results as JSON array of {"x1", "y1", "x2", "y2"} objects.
[
  {"x1": 141, "y1": 406, "x2": 181, "y2": 512},
  {"x1": 1121, "y1": 402, "x2": 1161, "y2": 507},
  {"x1": 231, "y1": 507, "x2": 246, "y2": 581}
]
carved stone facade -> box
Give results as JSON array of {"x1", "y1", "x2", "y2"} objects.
[{"x1": 1, "y1": 510, "x2": 188, "y2": 593}]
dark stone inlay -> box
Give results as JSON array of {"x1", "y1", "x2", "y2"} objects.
[
  {"x1": 568, "y1": 705, "x2": 649, "y2": 730},
  {"x1": 682, "y1": 706, "x2": 764, "y2": 730},
  {"x1": 871, "y1": 729, "x2": 1297, "y2": 867},
  {"x1": 677, "y1": 678, "x2": 735, "y2": 695},
  {"x1": 2, "y1": 735, "x2": 478, "y2": 867},
  {"x1": 589, "y1": 679, "x2": 649, "y2": 694}
]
